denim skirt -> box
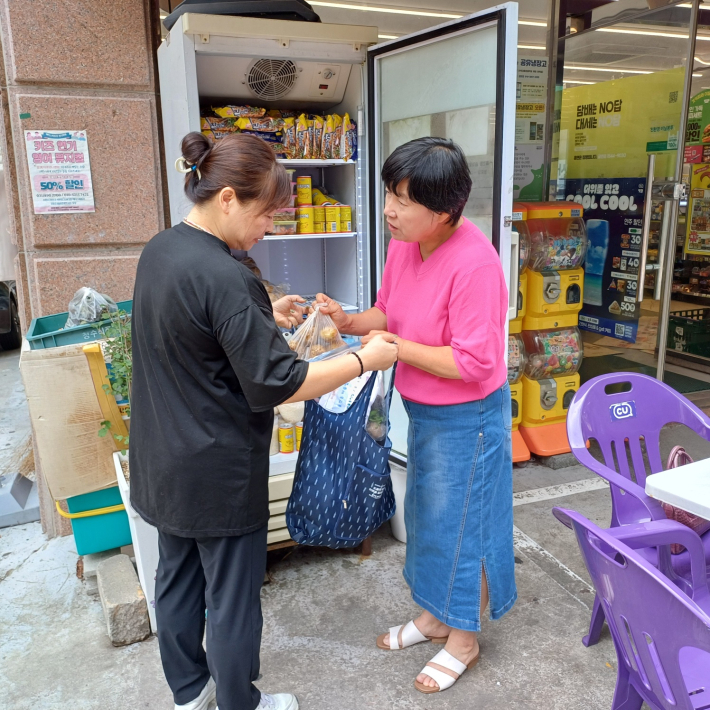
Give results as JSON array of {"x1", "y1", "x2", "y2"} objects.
[{"x1": 402, "y1": 383, "x2": 517, "y2": 632}]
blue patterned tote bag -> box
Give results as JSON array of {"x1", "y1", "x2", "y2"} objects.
[{"x1": 286, "y1": 366, "x2": 396, "y2": 548}]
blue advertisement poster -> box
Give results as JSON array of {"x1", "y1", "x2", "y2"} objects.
[{"x1": 561, "y1": 177, "x2": 645, "y2": 343}]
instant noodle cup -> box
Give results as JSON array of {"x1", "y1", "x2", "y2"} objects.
[
  {"x1": 339, "y1": 205, "x2": 352, "y2": 232},
  {"x1": 296, "y1": 177, "x2": 312, "y2": 206},
  {"x1": 297, "y1": 207, "x2": 315, "y2": 234}
]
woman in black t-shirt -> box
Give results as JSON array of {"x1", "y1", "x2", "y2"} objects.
[{"x1": 130, "y1": 133, "x2": 397, "y2": 710}]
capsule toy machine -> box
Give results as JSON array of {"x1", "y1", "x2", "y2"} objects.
[
  {"x1": 519, "y1": 327, "x2": 583, "y2": 456},
  {"x1": 515, "y1": 202, "x2": 587, "y2": 331},
  {"x1": 509, "y1": 214, "x2": 530, "y2": 335},
  {"x1": 507, "y1": 333, "x2": 529, "y2": 463}
]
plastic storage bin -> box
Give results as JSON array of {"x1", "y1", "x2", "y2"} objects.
[
  {"x1": 271, "y1": 221, "x2": 298, "y2": 236},
  {"x1": 26, "y1": 300, "x2": 132, "y2": 350},
  {"x1": 667, "y1": 307, "x2": 710, "y2": 355},
  {"x1": 114, "y1": 452, "x2": 159, "y2": 633},
  {"x1": 64, "y1": 486, "x2": 132, "y2": 556}
]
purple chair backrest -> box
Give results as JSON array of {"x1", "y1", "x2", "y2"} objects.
[
  {"x1": 567, "y1": 372, "x2": 710, "y2": 526},
  {"x1": 554, "y1": 508, "x2": 710, "y2": 709}
]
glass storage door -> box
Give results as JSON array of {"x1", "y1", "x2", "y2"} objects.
[{"x1": 367, "y1": 4, "x2": 519, "y2": 460}]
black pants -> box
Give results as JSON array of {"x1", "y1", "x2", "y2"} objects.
[{"x1": 155, "y1": 525, "x2": 268, "y2": 710}]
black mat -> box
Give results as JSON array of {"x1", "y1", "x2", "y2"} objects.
[{"x1": 579, "y1": 354, "x2": 710, "y2": 394}]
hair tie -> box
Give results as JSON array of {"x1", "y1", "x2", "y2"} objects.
[{"x1": 175, "y1": 156, "x2": 201, "y2": 181}]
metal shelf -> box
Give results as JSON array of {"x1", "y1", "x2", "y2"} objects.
[
  {"x1": 263, "y1": 232, "x2": 356, "y2": 241},
  {"x1": 277, "y1": 159, "x2": 355, "y2": 167}
]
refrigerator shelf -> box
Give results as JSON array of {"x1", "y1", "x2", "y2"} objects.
[
  {"x1": 277, "y1": 159, "x2": 355, "y2": 167},
  {"x1": 263, "y1": 232, "x2": 357, "y2": 241}
]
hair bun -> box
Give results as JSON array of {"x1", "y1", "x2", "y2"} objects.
[{"x1": 181, "y1": 132, "x2": 213, "y2": 166}]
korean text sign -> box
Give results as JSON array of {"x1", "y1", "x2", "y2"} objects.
[{"x1": 24, "y1": 131, "x2": 95, "y2": 214}]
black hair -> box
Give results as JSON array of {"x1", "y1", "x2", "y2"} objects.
[
  {"x1": 381, "y1": 137, "x2": 472, "y2": 225},
  {"x1": 180, "y1": 132, "x2": 291, "y2": 212}
]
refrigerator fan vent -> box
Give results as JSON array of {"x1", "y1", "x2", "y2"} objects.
[{"x1": 247, "y1": 59, "x2": 298, "y2": 100}]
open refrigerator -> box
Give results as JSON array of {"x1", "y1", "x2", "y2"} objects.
[{"x1": 158, "y1": 5, "x2": 518, "y2": 542}]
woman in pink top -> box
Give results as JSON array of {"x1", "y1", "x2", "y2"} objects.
[{"x1": 318, "y1": 137, "x2": 516, "y2": 694}]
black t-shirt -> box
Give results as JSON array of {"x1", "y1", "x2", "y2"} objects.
[{"x1": 129, "y1": 222, "x2": 308, "y2": 537}]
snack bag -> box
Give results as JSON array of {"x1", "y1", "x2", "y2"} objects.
[
  {"x1": 307, "y1": 119, "x2": 315, "y2": 158},
  {"x1": 342, "y1": 113, "x2": 357, "y2": 161},
  {"x1": 236, "y1": 117, "x2": 284, "y2": 133},
  {"x1": 331, "y1": 114, "x2": 343, "y2": 160},
  {"x1": 282, "y1": 117, "x2": 297, "y2": 159},
  {"x1": 214, "y1": 105, "x2": 266, "y2": 119},
  {"x1": 202, "y1": 128, "x2": 236, "y2": 141},
  {"x1": 201, "y1": 116, "x2": 236, "y2": 130},
  {"x1": 321, "y1": 115, "x2": 335, "y2": 159},
  {"x1": 261, "y1": 280, "x2": 290, "y2": 303},
  {"x1": 311, "y1": 115, "x2": 324, "y2": 159},
  {"x1": 296, "y1": 114, "x2": 311, "y2": 159},
  {"x1": 287, "y1": 305, "x2": 346, "y2": 360},
  {"x1": 268, "y1": 109, "x2": 300, "y2": 119}
]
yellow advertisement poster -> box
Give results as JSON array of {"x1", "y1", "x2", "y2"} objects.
[
  {"x1": 686, "y1": 164, "x2": 710, "y2": 254},
  {"x1": 553, "y1": 67, "x2": 684, "y2": 184}
]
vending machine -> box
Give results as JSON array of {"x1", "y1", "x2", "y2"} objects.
[
  {"x1": 514, "y1": 202, "x2": 587, "y2": 456},
  {"x1": 158, "y1": 7, "x2": 520, "y2": 510}
]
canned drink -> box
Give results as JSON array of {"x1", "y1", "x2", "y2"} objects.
[
  {"x1": 278, "y1": 424, "x2": 294, "y2": 454},
  {"x1": 314, "y1": 221, "x2": 325, "y2": 233},
  {"x1": 313, "y1": 205, "x2": 325, "y2": 222},
  {"x1": 297, "y1": 206, "x2": 314, "y2": 234},
  {"x1": 295, "y1": 422, "x2": 303, "y2": 451},
  {"x1": 296, "y1": 176, "x2": 312, "y2": 206},
  {"x1": 339, "y1": 205, "x2": 352, "y2": 232}
]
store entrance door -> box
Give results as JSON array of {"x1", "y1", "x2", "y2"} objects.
[
  {"x1": 366, "y1": 3, "x2": 519, "y2": 461},
  {"x1": 551, "y1": 0, "x2": 710, "y2": 407}
]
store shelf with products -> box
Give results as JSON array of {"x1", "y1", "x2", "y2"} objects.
[
  {"x1": 263, "y1": 231, "x2": 357, "y2": 241},
  {"x1": 277, "y1": 159, "x2": 355, "y2": 167}
]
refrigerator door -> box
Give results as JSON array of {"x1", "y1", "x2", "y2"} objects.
[{"x1": 367, "y1": 4, "x2": 518, "y2": 460}]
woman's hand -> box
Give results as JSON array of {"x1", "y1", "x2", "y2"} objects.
[
  {"x1": 315, "y1": 293, "x2": 353, "y2": 333},
  {"x1": 361, "y1": 329, "x2": 397, "y2": 347},
  {"x1": 272, "y1": 295, "x2": 310, "y2": 329},
  {"x1": 359, "y1": 333, "x2": 398, "y2": 371}
]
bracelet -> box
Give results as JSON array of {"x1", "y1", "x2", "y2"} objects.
[{"x1": 351, "y1": 351, "x2": 364, "y2": 377}]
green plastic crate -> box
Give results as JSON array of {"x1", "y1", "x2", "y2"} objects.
[
  {"x1": 667, "y1": 308, "x2": 710, "y2": 353},
  {"x1": 66, "y1": 486, "x2": 132, "y2": 556},
  {"x1": 26, "y1": 300, "x2": 132, "y2": 350}
]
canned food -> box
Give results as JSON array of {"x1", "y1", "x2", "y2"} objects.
[
  {"x1": 314, "y1": 221, "x2": 325, "y2": 233},
  {"x1": 297, "y1": 206, "x2": 314, "y2": 234},
  {"x1": 313, "y1": 206, "x2": 325, "y2": 222},
  {"x1": 312, "y1": 187, "x2": 334, "y2": 206},
  {"x1": 295, "y1": 422, "x2": 303, "y2": 451},
  {"x1": 325, "y1": 205, "x2": 340, "y2": 223},
  {"x1": 278, "y1": 424, "x2": 294, "y2": 454},
  {"x1": 326, "y1": 221, "x2": 339, "y2": 233},
  {"x1": 296, "y1": 176, "x2": 312, "y2": 206},
  {"x1": 339, "y1": 205, "x2": 352, "y2": 232}
]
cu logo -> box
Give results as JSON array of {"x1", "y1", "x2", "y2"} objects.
[{"x1": 610, "y1": 401, "x2": 636, "y2": 421}]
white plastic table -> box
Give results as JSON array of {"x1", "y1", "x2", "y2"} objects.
[{"x1": 645, "y1": 458, "x2": 710, "y2": 519}]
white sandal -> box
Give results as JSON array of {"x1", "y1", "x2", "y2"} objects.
[
  {"x1": 375, "y1": 620, "x2": 448, "y2": 650},
  {"x1": 414, "y1": 648, "x2": 481, "y2": 694}
]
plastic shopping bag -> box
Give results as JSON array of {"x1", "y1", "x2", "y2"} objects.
[
  {"x1": 65, "y1": 287, "x2": 118, "y2": 328},
  {"x1": 287, "y1": 304, "x2": 345, "y2": 360}
]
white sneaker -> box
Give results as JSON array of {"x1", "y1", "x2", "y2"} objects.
[
  {"x1": 218, "y1": 692, "x2": 298, "y2": 710},
  {"x1": 176, "y1": 677, "x2": 216, "y2": 710},
  {"x1": 257, "y1": 693, "x2": 298, "y2": 710}
]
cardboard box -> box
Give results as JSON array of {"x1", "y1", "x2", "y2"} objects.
[{"x1": 20, "y1": 341, "x2": 118, "y2": 500}]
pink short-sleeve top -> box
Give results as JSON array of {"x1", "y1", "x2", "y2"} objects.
[{"x1": 375, "y1": 218, "x2": 508, "y2": 406}]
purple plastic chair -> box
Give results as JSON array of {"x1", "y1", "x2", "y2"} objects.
[
  {"x1": 567, "y1": 372, "x2": 710, "y2": 646},
  {"x1": 553, "y1": 508, "x2": 710, "y2": 710}
]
